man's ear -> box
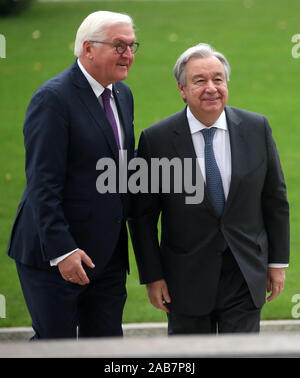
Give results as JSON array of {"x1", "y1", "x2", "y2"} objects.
[
  {"x1": 82, "y1": 40, "x2": 94, "y2": 60},
  {"x1": 177, "y1": 82, "x2": 187, "y2": 103}
]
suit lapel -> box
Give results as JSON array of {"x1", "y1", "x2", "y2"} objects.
[
  {"x1": 171, "y1": 108, "x2": 215, "y2": 213},
  {"x1": 71, "y1": 62, "x2": 119, "y2": 160},
  {"x1": 113, "y1": 83, "x2": 130, "y2": 152},
  {"x1": 171, "y1": 108, "x2": 198, "y2": 160},
  {"x1": 224, "y1": 106, "x2": 246, "y2": 214},
  {"x1": 171, "y1": 106, "x2": 250, "y2": 216}
]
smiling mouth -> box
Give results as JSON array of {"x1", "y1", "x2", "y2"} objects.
[{"x1": 203, "y1": 98, "x2": 220, "y2": 102}]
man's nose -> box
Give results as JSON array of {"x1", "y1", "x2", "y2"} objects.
[
  {"x1": 121, "y1": 46, "x2": 133, "y2": 58},
  {"x1": 205, "y1": 80, "x2": 217, "y2": 92}
]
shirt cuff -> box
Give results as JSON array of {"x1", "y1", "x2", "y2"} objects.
[
  {"x1": 50, "y1": 249, "x2": 78, "y2": 266},
  {"x1": 268, "y1": 263, "x2": 289, "y2": 268}
]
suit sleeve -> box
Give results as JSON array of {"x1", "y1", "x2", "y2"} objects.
[
  {"x1": 24, "y1": 87, "x2": 78, "y2": 261},
  {"x1": 262, "y1": 117, "x2": 290, "y2": 264},
  {"x1": 128, "y1": 131, "x2": 164, "y2": 284}
]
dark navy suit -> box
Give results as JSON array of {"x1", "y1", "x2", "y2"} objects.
[{"x1": 7, "y1": 61, "x2": 135, "y2": 338}]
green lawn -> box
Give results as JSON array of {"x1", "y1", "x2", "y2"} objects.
[{"x1": 0, "y1": 0, "x2": 300, "y2": 327}]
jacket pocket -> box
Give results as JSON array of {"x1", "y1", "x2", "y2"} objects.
[{"x1": 7, "y1": 200, "x2": 26, "y2": 252}]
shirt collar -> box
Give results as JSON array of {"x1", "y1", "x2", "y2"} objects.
[
  {"x1": 77, "y1": 58, "x2": 113, "y2": 98},
  {"x1": 187, "y1": 106, "x2": 227, "y2": 135}
]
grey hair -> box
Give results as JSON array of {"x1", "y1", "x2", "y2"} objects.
[
  {"x1": 74, "y1": 11, "x2": 134, "y2": 57},
  {"x1": 173, "y1": 43, "x2": 231, "y2": 85}
]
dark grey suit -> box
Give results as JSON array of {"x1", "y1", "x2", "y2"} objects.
[{"x1": 129, "y1": 106, "x2": 289, "y2": 319}]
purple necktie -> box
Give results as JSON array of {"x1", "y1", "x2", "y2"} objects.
[{"x1": 101, "y1": 88, "x2": 121, "y2": 150}]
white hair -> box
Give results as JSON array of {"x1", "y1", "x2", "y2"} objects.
[
  {"x1": 74, "y1": 11, "x2": 134, "y2": 57},
  {"x1": 173, "y1": 43, "x2": 231, "y2": 85}
]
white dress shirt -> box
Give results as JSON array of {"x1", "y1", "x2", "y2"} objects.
[
  {"x1": 50, "y1": 59, "x2": 124, "y2": 266},
  {"x1": 186, "y1": 106, "x2": 287, "y2": 268},
  {"x1": 187, "y1": 107, "x2": 231, "y2": 198},
  {"x1": 77, "y1": 58, "x2": 125, "y2": 149}
]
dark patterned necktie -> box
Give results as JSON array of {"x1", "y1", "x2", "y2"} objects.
[
  {"x1": 201, "y1": 127, "x2": 225, "y2": 216},
  {"x1": 101, "y1": 88, "x2": 121, "y2": 150}
]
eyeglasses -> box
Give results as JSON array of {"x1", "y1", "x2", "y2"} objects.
[{"x1": 89, "y1": 40, "x2": 140, "y2": 54}]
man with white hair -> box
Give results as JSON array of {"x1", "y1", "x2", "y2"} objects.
[
  {"x1": 7, "y1": 11, "x2": 138, "y2": 339},
  {"x1": 129, "y1": 43, "x2": 289, "y2": 334}
]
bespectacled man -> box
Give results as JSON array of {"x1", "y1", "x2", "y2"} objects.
[{"x1": 7, "y1": 11, "x2": 138, "y2": 339}]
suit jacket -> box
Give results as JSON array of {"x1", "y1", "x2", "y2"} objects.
[
  {"x1": 7, "y1": 61, "x2": 135, "y2": 278},
  {"x1": 129, "y1": 106, "x2": 289, "y2": 316}
]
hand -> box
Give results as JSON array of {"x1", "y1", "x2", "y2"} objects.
[
  {"x1": 266, "y1": 267, "x2": 286, "y2": 302},
  {"x1": 58, "y1": 249, "x2": 95, "y2": 286},
  {"x1": 146, "y1": 279, "x2": 171, "y2": 312}
]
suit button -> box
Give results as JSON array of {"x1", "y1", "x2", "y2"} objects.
[
  {"x1": 115, "y1": 217, "x2": 122, "y2": 224},
  {"x1": 216, "y1": 251, "x2": 222, "y2": 256}
]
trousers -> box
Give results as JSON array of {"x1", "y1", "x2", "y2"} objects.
[
  {"x1": 167, "y1": 249, "x2": 262, "y2": 334},
  {"x1": 16, "y1": 233, "x2": 127, "y2": 340}
]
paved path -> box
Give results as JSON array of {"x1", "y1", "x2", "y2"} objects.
[
  {"x1": 1, "y1": 331, "x2": 300, "y2": 358},
  {"x1": 1, "y1": 320, "x2": 300, "y2": 340}
]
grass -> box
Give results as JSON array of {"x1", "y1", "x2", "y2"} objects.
[{"x1": 1, "y1": 0, "x2": 300, "y2": 326}]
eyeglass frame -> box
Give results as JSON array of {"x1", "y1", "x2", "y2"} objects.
[{"x1": 88, "y1": 40, "x2": 140, "y2": 54}]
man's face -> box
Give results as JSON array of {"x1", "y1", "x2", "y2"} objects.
[
  {"x1": 85, "y1": 23, "x2": 136, "y2": 87},
  {"x1": 178, "y1": 56, "x2": 228, "y2": 125}
]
